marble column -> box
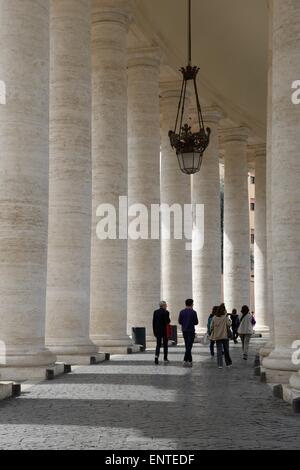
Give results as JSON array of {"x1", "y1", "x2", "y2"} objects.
[
  {"x1": 160, "y1": 84, "x2": 193, "y2": 321},
  {"x1": 90, "y1": 0, "x2": 132, "y2": 351},
  {"x1": 221, "y1": 128, "x2": 250, "y2": 312},
  {"x1": 127, "y1": 48, "x2": 161, "y2": 339},
  {"x1": 192, "y1": 107, "x2": 223, "y2": 329},
  {"x1": 253, "y1": 145, "x2": 269, "y2": 332},
  {"x1": 0, "y1": 0, "x2": 54, "y2": 377},
  {"x1": 45, "y1": 0, "x2": 100, "y2": 364},
  {"x1": 263, "y1": 0, "x2": 300, "y2": 385},
  {"x1": 260, "y1": 0, "x2": 275, "y2": 358}
]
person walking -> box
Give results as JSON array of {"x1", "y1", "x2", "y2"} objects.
[
  {"x1": 238, "y1": 305, "x2": 254, "y2": 360},
  {"x1": 178, "y1": 299, "x2": 198, "y2": 367},
  {"x1": 230, "y1": 308, "x2": 240, "y2": 344},
  {"x1": 152, "y1": 301, "x2": 171, "y2": 365},
  {"x1": 209, "y1": 303, "x2": 232, "y2": 369},
  {"x1": 207, "y1": 306, "x2": 219, "y2": 356}
]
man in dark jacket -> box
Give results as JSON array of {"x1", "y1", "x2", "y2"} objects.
[
  {"x1": 178, "y1": 299, "x2": 198, "y2": 367},
  {"x1": 153, "y1": 301, "x2": 171, "y2": 365},
  {"x1": 230, "y1": 308, "x2": 240, "y2": 344}
]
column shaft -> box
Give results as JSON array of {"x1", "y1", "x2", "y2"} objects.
[
  {"x1": 254, "y1": 147, "x2": 268, "y2": 332},
  {"x1": 127, "y1": 48, "x2": 161, "y2": 339},
  {"x1": 0, "y1": 0, "x2": 54, "y2": 370},
  {"x1": 46, "y1": 0, "x2": 97, "y2": 360},
  {"x1": 160, "y1": 86, "x2": 192, "y2": 321},
  {"x1": 222, "y1": 128, "x2": 250, "y2": 312},
  {"x1": 90, "y1": 0, "x2": 132, "y2": 351},
  {"x1": 192, "y1": 107, "x2": 223, "y2": 329},
  {"x1": 263, "y1": 0, "x2": 300, "y2": 384},
  {"x1": 261, "y1": 3, "x2": 275, "y2": 357}
]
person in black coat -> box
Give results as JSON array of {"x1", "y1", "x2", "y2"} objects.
[
  {"x1": 230, "y1": 308, "x2": 240, "y2": 344},
  {"x1": 153, "y1": 301, "x2": 171, "y2": 365}
]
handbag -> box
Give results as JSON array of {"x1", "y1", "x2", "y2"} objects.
[
  {"x1": 202, "y1": 333, "x2": 210, "y2": 345},
  {"x1": 166, "y1": 324, "x2": 173, "y2": 339},
  {"x1": 227, "y1": 324, "x2": 233, "y2": 340}
]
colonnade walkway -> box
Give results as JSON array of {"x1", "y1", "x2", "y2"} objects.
[{"x1": 0, "y1": 339, "x2": 299, "y2": 450}]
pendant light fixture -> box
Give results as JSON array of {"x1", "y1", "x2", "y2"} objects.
[{"x1": 168, "y1": 0, "x2": 211, "y2": 175}]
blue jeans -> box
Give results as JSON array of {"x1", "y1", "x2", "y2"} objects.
[
  {"x1": 216, "y1": 339, "x2": 232, "y2": 367},
  {"x1": 183, "y1": 331, "x2": 195, "y2": 362}
]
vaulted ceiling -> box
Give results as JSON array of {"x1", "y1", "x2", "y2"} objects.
[{"x1": 129, "y1": 0, "x2": 269, "y2": 141}]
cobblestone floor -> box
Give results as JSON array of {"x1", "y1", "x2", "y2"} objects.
[{"x1": 0, "y1": 338, "x2": 299, "y2": 450}]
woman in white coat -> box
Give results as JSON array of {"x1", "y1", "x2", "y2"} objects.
[{"x1": 238, "y1": 305, "x2": 255, "y2": 360}]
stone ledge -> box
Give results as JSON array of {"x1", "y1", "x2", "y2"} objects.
[
  {"x1": 273, "y1": 384, "x2": 283, "y2": 399},
  {"x1": 292, "y1": 398, "x2": 300, "y2": 414},
  {"x1": 54, "y1": 353, "x2": 107, "y2": 366},
  {"x1": 46, "y1": 362, "x2": 72, "y2": 380},
  {"x1": 127, "y1": 345, "x2": 144, "y2": 354},
  {"x1": 0, "y1": 381, "x2": 21, "y2": 400},
  {"x1": 0, "y1": 361, "x2": 73, "y2": 381}
]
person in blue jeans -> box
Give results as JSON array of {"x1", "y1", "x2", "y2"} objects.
[
  {"x1": 207, "y1": 306, "x2": 219, "y2": 356},
  {"x1": 210, "y1": 303, "x2": 232, "y2": 369},
  {"x1": 178, "y1": 299, "x2": 199, "y2": 367}
]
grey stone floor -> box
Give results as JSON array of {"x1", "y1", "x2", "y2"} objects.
[{"x1": 0, "y1": 338, "x2": 299, "y2": 450}]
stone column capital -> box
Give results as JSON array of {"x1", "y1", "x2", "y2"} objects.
[
  {"x1": 252, "y1": 144, "x2": 267, "y2": 159},
  {"x1": 219, "y1": 126, "x2": 249, "y2": 145},
  {"x1": 92, "y1": 0, "x2": 133, "y2": 29},
  {"x1": 202, "y1": 105, "x2": 226, "y2": 125},
  {"x1": 127, "y1": 47, "x2": 162, "y2": 68},
  {"x1": 159, "y1": 81, "x2": 182, "y2": 100}
]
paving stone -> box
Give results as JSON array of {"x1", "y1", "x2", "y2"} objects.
[{"x1": 0, "y1": 339, "x2": 299, "y2": 450}]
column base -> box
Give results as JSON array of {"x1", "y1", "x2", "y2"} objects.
[
  {"x1": 284, "y1": 371, "x2": 300, "y2": 403},
  {"x1": 262, "y1": 347, "x2": 298, "y2": 384},
  {"x1": 195, "y1": 327, "x2": 207, "y2": 335},
  {"x1": 0, "y1": 362, "x2": 68, "y2": 382},
  {"x1": 260, "y1": 341, "x2": 274, "y2": 359},
  {"x1": 46, "y1": 341, "x2": 99, "y2": 357},
  {"x1": 0, "y1": 346, "x2": 55, "y2": 368},
  {"x1": 254, "y1": 325, "x2": 270, "y2": 335}
]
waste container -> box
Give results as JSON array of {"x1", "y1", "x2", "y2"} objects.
[
  {"x1": 167, "y1": 325, "x2": 177, "y2": 345},
  {"x1": 132, "y1": 327, "x2": 146, "y2": 350}
]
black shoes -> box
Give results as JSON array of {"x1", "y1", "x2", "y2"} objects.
[{"x1": 154, "y1": 357, "x2": 159, "y2": 365}]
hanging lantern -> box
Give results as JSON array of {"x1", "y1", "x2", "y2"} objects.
[{"x1": 168, "y1": 0, "x2": 211, "y2": 175}]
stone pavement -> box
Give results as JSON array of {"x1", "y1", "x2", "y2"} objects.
[{"x1": 0, "y1": 338, "x2": 299, "y2": 450}]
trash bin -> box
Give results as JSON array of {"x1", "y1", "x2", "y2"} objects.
[
  {"x1": 132, "y1": 327, "x2": 146, "y2": 350},
  {"x1": 167, "y1": 325, "x2": 177, "y2": 345}
]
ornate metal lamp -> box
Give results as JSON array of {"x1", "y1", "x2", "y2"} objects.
[{"x1": 168, "y1": 0, "x2": 211, "y2": 175}]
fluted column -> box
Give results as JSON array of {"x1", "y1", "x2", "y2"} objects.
[
  {"x1": 253, "y1": 145, "x2": 268, "y2": 332},
  {"x1": 263, "y1": 0, "x2": 300, "y2": 385},
  {"x1": 160, "y1": 84, "x2": 193, "y2": 319},
  {"x1": 90, "y1": 0, "x2": 132, "y2": 351},
  {"x1": 127, "y1": 48, "x2": 161, "y2": 339},
  {"x1": 221, "y1": 128, "x2": 250, "y2": 312},
  {"x1": 45, "y1": 0, "x2": 99, "y2": 363},
  {"x1": 192, "y1": 107, "x2": 223, "y2": 329},
  {"x1": 0, "y1": 0, "x2": 54, "y2": 376}
]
